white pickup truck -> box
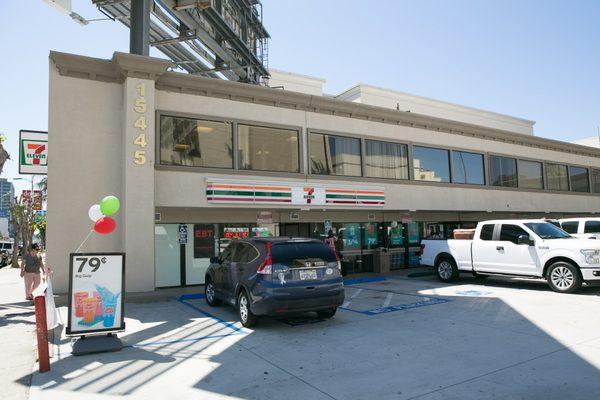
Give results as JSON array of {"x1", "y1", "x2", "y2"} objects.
[
  {"x1": 558, "y1": 218, "x2": 600, "y2": 240},
  {"x1": 421, "y1": 219, "x2": 600, "y2": 293}
]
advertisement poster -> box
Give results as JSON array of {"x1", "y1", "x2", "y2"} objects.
[
  {"x1": 67, "y1": 253, "x2": 125, "y2": 335},
  {"x1": 344, "y1": 223, "x2": 360, "y2": 249},
  {"x1": 252, "y1": 227, "x2": 270, "y2": 237},
  {"x1": 408, "y1": 222, "x2": 420, "y2": 244},
  {"x1": 194, "y1": 224, "x2": 214, "y2": 258},
  {"x1": 19, "y1": 130, "x2": 48, "y2": 175},
  {"x1": 364, "y1": 223, "x2": 378, "y2": 247},
  {"x1": 388, "y1": 223, "x2": 403, "y2": 246}
]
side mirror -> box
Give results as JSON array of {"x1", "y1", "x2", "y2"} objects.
[
  {"x1": 209, "y1": 256, "x2": 220, "y2": 264},
  {"x1": 517, "y1": 235, "x2": 534, "y2": 246}
]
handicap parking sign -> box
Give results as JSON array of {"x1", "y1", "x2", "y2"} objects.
[{"x1": 178, "y1": 224, "x2": 188, "y2": 244}]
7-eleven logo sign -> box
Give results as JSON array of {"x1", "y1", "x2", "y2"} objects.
[
  {"x1": 303, "y1": 187, "x2": 315, "y2": 204},
  {"x1": 23, "y1": 141, "x2": 47, "y2": 166}
]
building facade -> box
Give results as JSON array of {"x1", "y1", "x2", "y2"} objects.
[{"x1": 47, "y1": 51, "x2": 600, "y2": 294}]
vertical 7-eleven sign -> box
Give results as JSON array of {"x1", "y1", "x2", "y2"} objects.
[{"x1": 19, "y1": 130, "x2": 48, "y2": 175}]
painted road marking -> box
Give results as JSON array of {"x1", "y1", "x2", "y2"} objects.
[
  {"x1": 350, "y1": 288, "x2": 363, "y2": 299},
  {"x1": 383, "y1": 292, "x2": 393, "y2": 307}
]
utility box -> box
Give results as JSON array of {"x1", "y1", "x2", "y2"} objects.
[{"x1": 373, "y1": 248, "x2": 390, "y2": 274}]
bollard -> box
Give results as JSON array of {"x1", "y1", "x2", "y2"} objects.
[{"x1": 34, "y1": 295, "x2": 50, "y2": 373}]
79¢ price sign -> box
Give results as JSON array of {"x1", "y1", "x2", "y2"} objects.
[{"x1": 67, "y1": 253, "x2": 126, "y2": 335}]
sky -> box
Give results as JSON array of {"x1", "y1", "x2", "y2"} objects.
[{"x1": 1, "y1": 0, "x2": 599, "y2": 194}]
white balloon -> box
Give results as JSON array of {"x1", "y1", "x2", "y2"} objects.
[{"x1": 88, "y1": 204, "x2": 103, "y2": 222}]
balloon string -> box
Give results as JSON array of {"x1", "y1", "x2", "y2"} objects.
[{"x1": 75, "y1": 230, "x2": 94, "y2": 253}]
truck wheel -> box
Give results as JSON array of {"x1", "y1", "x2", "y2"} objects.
[
  {"x1": 436, "y1": 257, "x2": 459, "y2": 282},
  {"x1": 546, "y1": 262, "x2": 582, "y2": 293},
  {"x1": 205, "y1": 277, "x2": 222, "y2": 306}
]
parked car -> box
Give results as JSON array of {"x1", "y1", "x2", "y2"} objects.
[
  {"x1": 0, "y1": 240, "x2": 13, "y2": 257},
  {"x1": 205, "y1": 237, "x2": 345, "y2": 327},
  {"x1": 558, "y1": 218, "x2": 600, "y2": 240},
  {"x1": 421, "y1": 219, "x2": 600, "y2": 293}
]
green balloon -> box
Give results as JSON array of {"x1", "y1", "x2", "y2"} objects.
[{"x1": 100, "y1": 195, "x2": 120, "y2": 216}]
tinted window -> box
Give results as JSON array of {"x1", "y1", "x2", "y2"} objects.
[
  {"x1": 546, "y1": 163, "x2": 569, "y2": 191},
  {"x1": 220, "y1": 243, "x2": 236, "y2": 261},
  {"x1": 310, "y1": 133, "x2": 361, "y2": 176},
  {"x1": 592, "y1": 169, "x2": 600, "y2": 193},
  {"x1": 452, "y1": 151, "x2": 485, "y2": 185},
  {"x1": 524, "y1": 222, "x2": 570, "y2": 239},
  {"x1": 413, "y1": 146, "x2": 450, "y2": 183},
  {"x1": 364, "y1": 140, "x2": 408, "y2": 179},
  {"x1": 500, "y1": 224, "x2": 529, "y2": 244},
  {"x1": 518, "y1": 160, "x2": 543, "y2": 189},
  {"x1": 489, "y1": 156, "x2": 517, "y2": 187},
  {"x1": 160, "y1": 116, "x2": 233, "y2": 168},
  {"x1": 238, "y1": 125, "x2": 299, "y2": 173},
  {"x1": 233, "y1": 243, "x2": 259, "y2": 263},
  {"x1": 570, "y1": 166, "x2": 590, "y2": 192},
  {"x1": 584, "y1": 221, "x2": 600, "y2": 234},
  {"x1": 271, "y1": 242, "x2": 336, "y2": 264},
  {"x1": 479, "y1": 224, "x2": 495, "y2": 240},
  {"x1": 560, "y1": 221, "x2": 579, "y2": 234}
]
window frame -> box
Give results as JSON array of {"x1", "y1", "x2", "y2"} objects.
[
  {"x1": 451, "y1": 149, "x2": 486, "y2": 185},
  {"x1": 364, "y1": 138, "x2": 409, "y2": 180},
  {"x1": 517, "y1": 159, "x2": 544, "y2": 190},
  {"x1": 158, "y1": 114, "x2": 235, "y2": 170},
  {"x1": 237, "y1": 123, "x2": 302, "y2": 174},
  {"x1": 308, "y1": 131, "x2": 363, "y2": 177},
  {"x1": 568, "y1": 165, "x2": 591, "y2": 193},
  {"x1": 411, "y1": 144, "x2": 452, "y2": 183},
  {"x1": 499, "y1": 224, "x2": 531, "y2": 244},
  {"x1": 545, "y1": 162, "x2": 570, "y2": 192},
  {"x1": 488, "y1": 154, "x2": 518, "y2": 188}
]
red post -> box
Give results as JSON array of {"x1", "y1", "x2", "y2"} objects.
[{"x1": 34, "y1": 295, "x2": 50, "y2": 373}]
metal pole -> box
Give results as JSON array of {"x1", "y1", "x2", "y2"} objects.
[
  {"x1": 34, "y1": 295, "x2": 50, "y2": 373},
  {"x1": 130, "y1": 0, "x2": 151, "y2": 56}
]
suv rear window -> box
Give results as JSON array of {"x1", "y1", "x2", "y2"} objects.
[
  {"x1": 271, "y1": 242, "x2": 336, "y2": 265},
  {"x1": 561, "y1": 221, "x2": 579, "y2": 234}
]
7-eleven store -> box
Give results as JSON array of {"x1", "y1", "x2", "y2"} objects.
[{"x1": 155, "y1": 179, "x2": 391, "y2": 288}]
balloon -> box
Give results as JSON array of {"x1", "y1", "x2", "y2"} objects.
[
  {"x1": 94, "y1": 217, "x2": 116, "y2": 235},
  {"x1": 100, "y1": 196, "x2": 120, "y2": 216},
  {"x1": 88, "y1": 204, "x2": 103, "y2": 222}
]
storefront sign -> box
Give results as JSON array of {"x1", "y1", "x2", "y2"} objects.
[
  {"x1": 194, "y1": 224, "x2": 214, "y2": 258},
  {"x1": 257, "y1": 211, "x2": 273, "y2": 224},
  {"x1": 223, "y1": 227, "x2": 249, "y2": 239},
  {"x1": 19, "y1": 130, "x2": 48, "y2": 175},
  {"x1": 178, "y1": 224, "x2": 188, "y2": 244},
  {"x1": 364, "y1": 222, "x2": 378, "y2": 246},
  {"x1": 67, "y1": 253, "x2": 125, "y2": 335},
  {"x1": 344, "y1": 223, "x2": 361, "y2": 249},
  {"x1": 252, "y1": 227, "x2": 270, "y2": 237},
  {"x1": 206, "y1": 179, "x2": 384, "y2": 207}
]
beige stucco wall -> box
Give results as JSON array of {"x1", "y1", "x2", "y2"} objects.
[{"x1": 47, "y1": 60, "x2": 124, "y2": 293}]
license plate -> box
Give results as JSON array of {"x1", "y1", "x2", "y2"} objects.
[{"x1": 299, "y1": 269, "x2": 317, "y2": 280}]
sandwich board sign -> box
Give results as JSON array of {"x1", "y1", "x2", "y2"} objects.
[
  {"x1": 19, "y1": 130, "x2": 48, "y2": 175},
  {"x1": 67, "y1": 253, "x2": 125, "y2": 336}
]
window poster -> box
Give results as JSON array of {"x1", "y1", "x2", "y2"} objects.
[{"x1": 194, "y1": 224, "x2": 215, "y2": 258}]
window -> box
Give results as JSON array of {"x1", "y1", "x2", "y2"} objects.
[
  {"x1": 233, "y1": 243, "x2": 259, "y2": 263},
  {"x1": 160, "y1": 116, "x2": 233, "y2": 168},
  {"x1": 452, "y1": 151, "x2": 484, "y2": 185},
  {"x1": 584, "y1": 221, "x2": 600, "y2": 234},
  {"x1": 271, "y1": 242, "x2": 336, "y2": 264},
  {"x1": 546, "y1": 163, "x2": 569, "y2": 191},
  {"x1": 364, "y1": 140, "x2": 408, "y2": 179},
  {"x1": 479, "y1": 224, "x2": 495, "y2": 240},
  {"x1": 518, "y1": 160, "x2": 543, "y2": 189},
  {"x1": 238, "y1": 124, "x2": 299, "y2": 173},
  {"x1": 570, "y1": 166, "x2": 590, "y2": 192},
  {"x1": 489, "y1": 156, "x2": 517, "y2": 187},
  {"x1": 500, "y1": 224, "x2": 529, "y2": 244},
  {"x1": 219, "y1": 243, "x2": 236, "y2": 262},
  {"x1": 524, "y1": 222, "x2": 570, "y2": 239},
  {"x1": 310, "y1": 133, "x2": 361, "y2": 176},
  {"x1": 592, "y1": 169, "x2": 600, "y2": 193},
  {"x1": 560, "y1": 221, "x2": 579, "y2": 234},
  {"x1": 413, "y1": 146, "x2": 450, "y2": 183}
]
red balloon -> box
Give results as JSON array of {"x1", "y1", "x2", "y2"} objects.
[{"x1": 94, "y1": 217, "x2": 116, "y2": 235}]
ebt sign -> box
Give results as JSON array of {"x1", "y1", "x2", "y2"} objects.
[{"x1": 19, "y1": 130, "x2": 48, "y2": 175}]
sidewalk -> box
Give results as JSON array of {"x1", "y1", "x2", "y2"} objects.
[{"x1": 0, "y1": 266, "x2": 37, "y2": 400}]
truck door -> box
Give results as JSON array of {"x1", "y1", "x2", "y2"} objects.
[
  {"x1": 474, "y1": 224, "x2": 537, "y2": 275},
  {"x1": 471, "y1": 223, "x2": 501, "y2": 272}
]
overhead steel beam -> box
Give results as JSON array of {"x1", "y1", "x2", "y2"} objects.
[{"x1": 130, "y1": 0, "x2": 151, "y2": 55}]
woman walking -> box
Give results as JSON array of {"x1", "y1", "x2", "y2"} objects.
[{"x1": 20, "y1": 243, "x2": 48, "y2": 301}]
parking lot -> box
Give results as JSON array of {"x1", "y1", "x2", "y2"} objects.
[{"x1": 27, "y1": 274, "x2": 600, "y2": 400}]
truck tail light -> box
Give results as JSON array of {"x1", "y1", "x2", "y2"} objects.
[{"x1": 257, "y1": 242, "x2": 272, "y2": 275}]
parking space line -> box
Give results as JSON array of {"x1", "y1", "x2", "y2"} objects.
[
  {"x1": 350, "y1": 288, "x2": 363, "y2": 299},
  {"x1": 383, "y1": 292, "x2": 393, "y2": 307}
]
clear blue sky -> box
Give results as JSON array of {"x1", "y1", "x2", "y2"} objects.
[{"x1": 1, "y1": 0, "x2": 599, "y2": 193}]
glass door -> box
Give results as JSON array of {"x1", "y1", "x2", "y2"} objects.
[{"x1": 155, "y1": 224, "x2": 181, "y2": 287}]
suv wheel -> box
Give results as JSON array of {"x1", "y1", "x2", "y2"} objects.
[
  {"x1": 547, "y1": 262, "x2": 582, "y2": 293},
  {"x1": 317, "y1": 308, "x2": 337, "y2": 319},
  {"x1": 436, "y1": 256, "x2": 459, "y2": 283},
  {"x1": 205, "y1": 278, "x2": 221, "y2": 306},
  {"x1": 238, "y1": 290, "x2": 258, "y2": 328}
]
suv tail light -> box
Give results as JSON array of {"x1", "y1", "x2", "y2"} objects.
[{"x1": 257, "y1": 242, "x2": 273, "y2": 275}]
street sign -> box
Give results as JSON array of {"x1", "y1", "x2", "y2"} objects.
[
  {"x1": 178, "y1": 224, "x2": 188, "y2": 244},
  {"x1": 67, "y1": 253, "x2": 125, "y2": 335},
  {"x1": 19, "y1": 130, "x2": 48, "y2": 175},
  {"x1": 324, "y1": 219, "x2": 332, "y2": 234}
]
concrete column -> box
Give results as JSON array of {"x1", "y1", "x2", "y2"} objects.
[{"x1": 121, "y1": 76, "x2": 156, "y2": 292}]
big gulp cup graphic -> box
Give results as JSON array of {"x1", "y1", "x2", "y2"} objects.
[
  {"x1": 103, "y1": 301, "x2": 116, "y2": 327},
  {"x1": 82, "y1": 297, "x2": 98, "y2": 324},
  {"x1": 74, "y1": 292, "x2": 88, "y2": 318},
  {"x1": 93, "y1": 291, "x2": 103, "y2": 316}
]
